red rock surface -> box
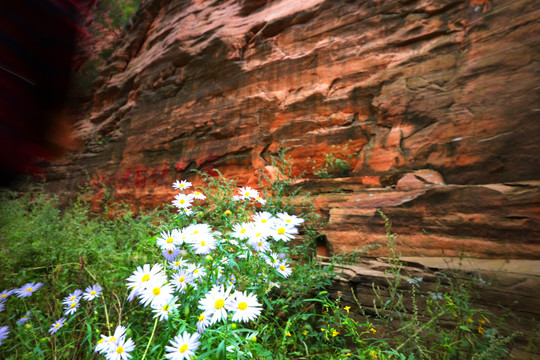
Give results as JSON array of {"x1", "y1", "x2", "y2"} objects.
[{"x1": 43, "y1": 0, "x2": 540, "y2": 258}]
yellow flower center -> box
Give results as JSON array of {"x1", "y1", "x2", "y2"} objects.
[
  {"x1": 193, "y1": 231, "x2": 199, "y2": 235},
  {"x1": 238, "y1": 302, "x2": 248, "y2": 311},
  {"x1": 70, "y1": 303, "x2": 76, "y2": 308},
  {"x1": 240, "y1": 229, "x2": 246, "y2": 234},
  {"x1": 258, "y1": 241, "x2": 263, "y2": 247},
  {"x1": 0, "y1": 294, "x2": 6, "y2": 298},
  {"x1": 194, "y1": 270, "x2": 199, "y2": 274},
  {"x1": 286, "y1": 219, "x2": 291, "y2": 223},
  {"x1": 201, "y1": 241, "x2": 206, "y2": 246},
  {"x1": 179, "y1": 277, "x2": 185, "y2": 283},
  {"x1": 179, "y1": 199, "x2": 185, "y2": 204},
  {"x1": 215, "y1": 299, "x2": 225, "y2": 309},
  {"x1": 255, "y1": 233, "x2": 261, "y2": 237},
  {"x1": 245, "y1": 192, "x2": 250, "y2": 196},
  {"x1": 280, "y1": 265, "x2": 286, "y2": 271},
  {"x1": 277, "y1": 228, "x2": 285, "y2": 235},
  {"x1": 26, "y1": 287, "x2": 33, "y2": 292},
  {"x1": 166, "y1": 237, "x2": 174, "y2": 243},
  {"x1": 91, "y1": 291, "x2": 97, "y2": 295},
  {"x1": 116, "y1": 346, "x2": 124, "y2": 354},
  {"x1": 97, "y1": 338, "x2": 104, "y2": 344},
  {"x1": 179, "y1": 344, "x2": 188, "y2": 353},
  {"x1": 261, "y1": 219, "x2": 267, "y2": 223},
  {"x1": 153, "y1": 287, "x2": 161, "y2": 296},
  {"x1": 168, "y1": 250, "x2": 174, "y2": 254},
  {"x1": 198, "y1": 314, "x2": 205, "y2": 322},
  {"x1": 163, "y1": 304, "x2": 169, "y2": 311},
  {"x1": 70, "y1": 295, "x2": 76, "y2": 301},
  {"x1": 142, "y1": 274, "x2": 150, "y2": 282},
  {"x1": 55, "y1": 323, "x2": 61, "y2": 328}
]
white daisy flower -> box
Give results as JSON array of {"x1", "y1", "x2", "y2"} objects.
[
  {"x1": 231, "y1": 222, "x2": 251, "y2": 240},
  {"x1": 169, "y1": 258, "x2": 188, "y2": 271},
  {"x1": 0, "y1": 325, "x2": 9, "y2": 345},
  {"x1": 156, "y1": 230, "x2": 182, "y2": 251},
  {"x1": 172, "y1": 180, "x2": 192, "y2": 191},
  {"x1": 139, "y1": 281, "x2": 174, "y2": 308},
  {"x1": 196, "y1": 313, "x2": 211, "y2": 334},
  {"x1": 16, "y1": 282, "x2": 43, "y2": 298},
  {"x1": 83, "y1": 284, "x2": 102, "y2": 301},
  {"x1": 64, "y1": 300, "x2": 80, "y2": 316},
  {"x1": 252, "y1": 211, "x2": 275, "y2": 227},
  {"x1": 238, "y1": 186, "x2": 259, "y2": 200},
  {"x1": 269, "y1": 221, "x2": 298, "y2": 242},
  {"x1": 48, "y1": 318, "x2": 66, "y2": 334},
  {"x1": 17, "y1": 312, "x2": 31, "y2": 325},
  {"x1": 184, "y1": 223, "x2": 212, "y2": 238},
  {"x1": 264, "y1": 252, "x2": 281, "y2": 268},
  {"x1": 178, "y1": 208, "x2": 194, "y2": 216},
  {"x1": 0, "y1": 289, "x2": 14, "y2": 301},
  {"x1": 162, "y1": 247, "x2": 180, "y2": 261},
  {"x1": 277, "y1": 212, "x2": 304, "y2": 227},
  {"x1": 63, "y1": 289, "x2": 83, "y2": 304},
  {"x1": 277, "y1": 262, "x2": 292, "y2": 277},
  {"x1": 96, "y1": 326, "x2": 127, "y2": 354},
  {"x1": 191, "y1": 190, "x2": 206, "y2": 200},
  {"x1": 187, "y1": 264, "x2": 206, "y2": 280},
  {"x1": 171, "y1": 270, "x2": 193, "y2": 293},
  {"x1": 226, "y1": 291, "x2": 262, "y2": 323},
  {"x1": 165, "y1": 331, "x2": 201, "y2": 360},
  {"x1": 248, "y1": 237, "x2": 270, "y2": 253},
  {"x1": 172, "y1": 193, "x2": 195, "y2": 209},
  {"x1": 190, "y1": 233, "x2": 217, "y2": 255},
  {"x1": 152, "y1": 298, "x2": 179, "y2": 321},
  {"x1": 232, "y1": 195, "x2": 241, "y2": 201},
  {"x1": 106, "y1": 336, "x2": 135, "y2": 360},
  {"x1": 246, "y1": 225, "x2": 270, "y2": 245},
  {"x1": 126, "y1": 264, "x2": 167, "y2": 293},
  {"x1": 198, "y1": 285, "x2": 233, "y2": 325}
]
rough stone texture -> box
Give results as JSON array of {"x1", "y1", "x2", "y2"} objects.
[
  {"x1": 325, "y1": 257, "x2": 540, "y2": 359},
  {"x1": 47, "y1": 0, "x2": 540, "y2": 192},
  {"x1": 43, "y1": 0, "x2": 540, "y2": 258},
  {"x1": 298, "y1": 180, "x2": 540, "y2": 259}
]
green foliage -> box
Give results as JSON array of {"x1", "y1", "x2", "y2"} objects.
[
  {"x1": 309, "y1": 142, "x2": 356, "y2": 179},
  {"x1": 95, "y1": 0, "x2": 141, "y2": 32}
]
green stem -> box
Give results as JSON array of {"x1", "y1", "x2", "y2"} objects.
[
  {"x1": 101, "y1": 296, "x2": 111, "y2": 336},
  {"x1": 141, "y1": 317, "x2": 159, "y2": 360}
]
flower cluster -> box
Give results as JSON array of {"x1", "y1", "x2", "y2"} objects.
[
  {"x1": 95, "y1": 325, "x2": 135, "y2": 360},
  {"x1": 117, "y1": 180, "x2": 304, "y2": 359},
  {"x1": 0, "y1": 282, "x2": 44, "y2": 345}
]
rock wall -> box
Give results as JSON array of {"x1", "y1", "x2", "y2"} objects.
[{"x1": 45, "y1": 0, "x2": 540, "y2": 258}]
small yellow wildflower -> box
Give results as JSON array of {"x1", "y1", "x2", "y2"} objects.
[
  {"x1": 480, "y1": 319, "x2": 486, "y2": 324},
  {"x1": 468, "y1": 317, "x2": 473, "y2": 323},
  {"x1": 478, "y1": 326, "x2": 484, "y2": 335},
  {"x1": 224, "y1": 210, "x2": 232, "y2": 216},
  {"x1": 344, "y1": 306, "x2": 351, "y2": 313},
  {"x1": 332, "y1": 329, "x2": 339, "y2": 337},
  {"x1": 370, "y1": 350, "x2": 378, "y2": 359},
  {"x1": 302, "y1": 330, "x2": 309, "y2": 336},
  {"x1": 370, "y1": 327, "x2": 377, "y2": 334},
  {"x1": 321, "y1": 328, "x2": 326, "y2": 332},
  {"x1": 346, "y1": 353, "x2": 351, "y2": 357},
  {"x1": 285, "y1": 332, "x2": 291, "y2": 337}
]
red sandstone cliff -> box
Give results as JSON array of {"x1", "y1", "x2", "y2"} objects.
[{"x1": 45, "y1": 0, "x2": 540, "y2": 258}]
